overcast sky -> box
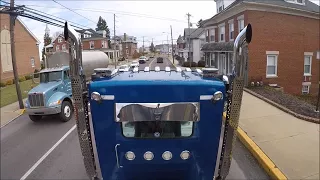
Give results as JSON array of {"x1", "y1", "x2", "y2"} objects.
[{"x1": 5, "y1": 0, "x2": 320, "y2": 57}]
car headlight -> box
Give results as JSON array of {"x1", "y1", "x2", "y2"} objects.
[
  {"x1": 25, "y1": 100, "x2": 29, "y2": 107},
  {"x1": 49, "y1": 100, "x2": 61, "y2": 106}
]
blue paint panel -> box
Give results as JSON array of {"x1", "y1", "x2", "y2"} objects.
[{"x1": 89, "y1": 72, "x2": 225, "y2": 180}]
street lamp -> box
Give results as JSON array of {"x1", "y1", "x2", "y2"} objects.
[{"x1": 162, "y1": 32, "x2": 170, "y2": 57}]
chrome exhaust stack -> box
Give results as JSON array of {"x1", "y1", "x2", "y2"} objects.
[
  {"x1": 216, "y1": 24, "x2": 252, "y2": 180},
  {"x1": 64, "y1": 22, "x2": 98, "y2": 180}
]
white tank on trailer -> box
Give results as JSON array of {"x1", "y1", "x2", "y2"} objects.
[{"x1": 46, "y1": 51, "x2": 110, "y2": 78}]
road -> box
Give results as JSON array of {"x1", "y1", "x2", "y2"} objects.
[{"x1": 1, "y1": 56, "x2": 269, "y2": 180}]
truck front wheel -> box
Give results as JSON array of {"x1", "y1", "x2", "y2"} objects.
[
  {"x1": 59, "y1": 101, "x2": 73, "y2": 122},
  {"x1": 29, "y1": 115, "x2": 42, "y2": 122}
]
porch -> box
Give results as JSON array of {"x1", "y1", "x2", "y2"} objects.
[{"x1": 201, "y1": 42, "x2": 234, "y2": 75}]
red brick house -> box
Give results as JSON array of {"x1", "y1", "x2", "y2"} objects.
[
  {"x1": 201, "y1": 0, "x2": 319, "y2": 95},
  {"x1": 0, "y1": 14, "x2": 41, "y2": 81},
  {"x1": 52, "y1": 34, "x2": 69, "y2": 53}
]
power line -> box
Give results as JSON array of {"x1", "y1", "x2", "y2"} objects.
[
  {"x1": 11, "y1": 3, "x2": 188, "y2": 23},
  {"x1": 51, "y1": 0, "x2": 96, "y2": 24}
]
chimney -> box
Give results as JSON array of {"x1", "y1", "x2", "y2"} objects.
[{"x1": 124, "y1": 33, "x2": 127, "y2": 41}]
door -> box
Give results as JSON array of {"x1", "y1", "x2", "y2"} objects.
[
  {"x1": 219, "y1": 54, "x2": 226, "y2": 74},
  {"x1": 63, "y1": 70, "x2": 71, "y2": 95}
]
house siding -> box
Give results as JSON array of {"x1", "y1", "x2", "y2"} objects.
[
  {"x1": 0, "y1": 14, "x2": 40, "y2": 81},
  {"x1": 52, "y1": 35, "x2": 69, "y2": 53},
  {"x1": 247, "y1": 10, "x2": 320, "y2": 95}
]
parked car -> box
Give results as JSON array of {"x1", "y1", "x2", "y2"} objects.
[
  {"x1": 157, "y1": 57, "x2": 164, "y2": 63},
  {"x1": 119, "y1": 64, "x2": 129, "y2": 72},
  {"x1": 139, "y1": 56, "x2": 147, "y2": 64},
  {"x1": 130, "y1": 61, "x2": 139, "y2": 68},
  {"x1": 118, "y1": 57, "x2": 126, "y2": 61}
]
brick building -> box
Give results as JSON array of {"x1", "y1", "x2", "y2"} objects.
[
  {"x1": 0, "y1": 14, "x2": 40, "y2": 81},
  {"x1": 112, "y1": 33, "x2": 138, "y2": 58},
  {"x1": 201, "y1": 0, "x2": 319, "y2": 95}
]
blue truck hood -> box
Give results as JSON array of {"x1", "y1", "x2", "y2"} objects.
[{"x1": 28, "y1": 81, "x2": 61, "y2": 94}]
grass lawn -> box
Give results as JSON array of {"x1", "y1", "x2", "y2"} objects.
[{"x1": 0, "y1": 79, "x2": 39, "y2": 108}]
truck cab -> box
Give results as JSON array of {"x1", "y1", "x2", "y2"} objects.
[{"x1": 25, "y1": 66, "x2": 73, "y2": 122}]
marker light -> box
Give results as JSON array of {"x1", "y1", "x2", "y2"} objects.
[
  {"x1": 176, "y1": 67, "x2": 182, "y2": 72},
  {"x1": 91, "y1": 92, "x2": 101, "y2": 101},
  {"x1": 144, "y1": 151, "x2": 154, "y2": 161},
  {"x1": 125, "y1": 151, "x2": 135, "y2": 161},
  {"x1": 155, "y1": 66, "x2": 160, "y2": 72},
  {"x1": 213, "y1": 91, "x2": 223, "y2": 101},
  {"x1": 162, "y1": 151, "x2": 172, "y2": 160},
  {"x1": 165, "y1": 67, "x2": 170, "y2": 72},
  {"x1": 185, "y1": 68, "x2": 191, "y2": 72},
  {"x1": 180, "y1": 150, "x2": 190, "y2": 160}
]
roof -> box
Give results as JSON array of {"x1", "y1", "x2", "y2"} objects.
[
  {"x1": 183, "y1": 28, "x2": 205, "y2": 39},
  {"x1": 201, "y1": 41, "x2": 234, "y2": 52},
  {"x1": 17, "y1": 17, "x2": 40, "y2": 43},
  {"x1": 201, "y1": 0, "x2": 319, "y2": 27},
  {"x1": 40, "y1": 65, "x2": 69, "y2": 73},
  {"x1": 246, "y1": 0, "x2": 319, "y2": 13}
]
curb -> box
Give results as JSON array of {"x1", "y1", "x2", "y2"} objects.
[
  {"x1": 244, "y1": 88, "x2": 319, "y2": 124},
  {"x1": 237, "y1": 127, "x2": 287, "y2": 180},
  {"x1": 0, "y1": 109, "x2": 25, "y2": 129},
  {"x1": 223, "y1": 113, "x2": 287, "y2": 179}
]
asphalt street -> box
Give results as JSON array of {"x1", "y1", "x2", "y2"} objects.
[{"x1": 1, "y1": 56, "x2": 269, "y2": 180}]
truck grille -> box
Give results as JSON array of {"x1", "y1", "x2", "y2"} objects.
[{"x1": 28, "y1": 93, "x2": 45, "y2": 107}]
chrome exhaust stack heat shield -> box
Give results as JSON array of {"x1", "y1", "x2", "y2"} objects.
[
  {"x1": 64, "y1": 22, "x2": 98, "y2": 180},
  {"x1": 216, "y1": 24, "x2": 252, "y2": 180}
]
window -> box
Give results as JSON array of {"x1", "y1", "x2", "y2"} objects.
[
  {"x1": 126, "y1": 43, "x2": 128, "y2": 48},
  {"x1": 302, "y1": 85, "x2": 310, "y2": 94},
  {"x1": 210, "y1": 53, "x2": 215, "y2": 67},
  {"x1": 209, "y1": 29, "x2": 215, "y2": 42},
  {"x1": 304, "y1": 56, "x2": 312, "y2": 76},
  {"x1": 58, "y1": 37, "x2": 62, "y2": 43},
  {"x1": 62, "y1": 44, "x2": 66, "y2": 50},
  {"x1": 40, "y1": 71, "x2": 62, "y2": 83},
  {"x1": 206, "y1": 29, "x2": 209, "y2": 42},
  {"x1": 285, "y1": 0, "x2": 305, "y2": 4},
  {"x1": 126, "y1": 49, "x2": 129, "y2": 54},
  {"x1": 31, "y1": 57, "x2": 35, "y2": 68},
  {"x1": 228, "y1": 53, "x2": 233, "y2": 74},
  {"x1": 56, "y1": 45, "x2": 60, "y2": 51},
  {"x1": 64, "y1": 70, "x2": 69, "y2": 80},
  {"x1": 219, "y1": 25, "x2": 225, "y2": 42},
  {"x1": 1, "y1": 29, "x2": 13, "y2": 72},
  {"x1": 229, "y1": 23, "x2": 234, "y2": 40},
  {"x1": 90, "y1": 41, "x2": 94, "y2": 49},
  {"x1": 238, "y1": 19, "x2": 244, "y2": 33},
  {"x1": 267, "y1": 55, "x2": 278, "y2": 77}
]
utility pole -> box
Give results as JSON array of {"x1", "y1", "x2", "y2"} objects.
[
  {"x1": 170, "y1": 25, "x2": 174, "y2": 64},
  {"x1": 10, "y1": 0, "x2": 24, "y2": 109},
  {"x1": 114, "y1": 14, "x2": 117, "y2": 68},
  {"x1": 142, "y1": 36, "x2": 145, "y2": 55},
  {"x1": 316, "y1": 51, "x2": 320, "y2": 112},
  {"x1": 186, "y1": 12, "x2": 191, "y2": 68},
  {"x1": 166, "y1": 34, "x2": 169, "y2": 57}
]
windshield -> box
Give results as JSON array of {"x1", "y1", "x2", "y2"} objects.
[{"x1": 40, "y1": 71, "x2": 62, "y2": 83}]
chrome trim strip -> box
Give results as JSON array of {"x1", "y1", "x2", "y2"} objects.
[
  {"x1": 115, "y1": 144, "x2": 123, "y2": 168},
  {"x1": 101, "y1": 95, "x2": 115, "y2": 100},
  {"x1": 200, "y1": 95, "x2": 213, "y2": 100}
]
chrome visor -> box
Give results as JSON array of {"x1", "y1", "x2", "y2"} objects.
[{"x1": 115, "y1": 103, "x2": 200, "y2": 122}]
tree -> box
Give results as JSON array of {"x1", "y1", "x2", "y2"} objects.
[
  {"x1": 41, "y1": 32, "x2": 52, "y2": 66},
  {"x1": 52, "y1": 31, "x2": 62, "y2": 40},
  {"x1": 149, "y1": 42, "x2": 155, "y2": 52},
  {"x1": 96, "y1": 16, "x2": 111, "y2": 48},
  {"x1": 196, "y1": 19, "x2": 203, "y2": 28}
]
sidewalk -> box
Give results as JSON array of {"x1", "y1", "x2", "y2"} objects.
[
  {"x1": 0, "y1": 98, "x2": 26, "y2": 128},
  {"x1": 240, "y1": 92, "x2": 319, "y2": 180}
]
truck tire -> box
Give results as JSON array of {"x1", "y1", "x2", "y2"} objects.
[
  {"x1": 29, "y1": 115, "x2": 42, "y2": 122},
  {"x1": 59, "y1": 101, "x2": 73, "y2": 122}
]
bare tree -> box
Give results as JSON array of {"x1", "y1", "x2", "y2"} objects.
[{"x1": 52, "y1": 31, "x2": 63, "y2": 40}]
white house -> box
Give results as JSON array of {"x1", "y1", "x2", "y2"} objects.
[{"x1": 177, "y1": 28, "x2": 205, "y2": 63}]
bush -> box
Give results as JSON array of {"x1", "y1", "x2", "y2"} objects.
[
  {"x1": 19, "y1": 76, "x2": 26, "y2": 82},
  {"x1": 0, "y1": 82, "x2": 6, "y2": 87},
  {"x1": 182, "y1": 61, "x2": 197, "y2": 67},
  {"x1": 6, "y1": 79, "x2": 13, "y2": 85},
  {"x1": 25, "y1": 74, "x2": 32, "y2": 80},
  {"x1": 34, "y1": 69, "x2": 40, "y2": 78},
  {"x1": 197, "y1": 60, "x2": 206, "y2": 67}
]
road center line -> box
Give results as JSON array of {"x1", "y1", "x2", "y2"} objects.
[{"x1": 20, "y1": 124, "x2": 77, "y2": 180}]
